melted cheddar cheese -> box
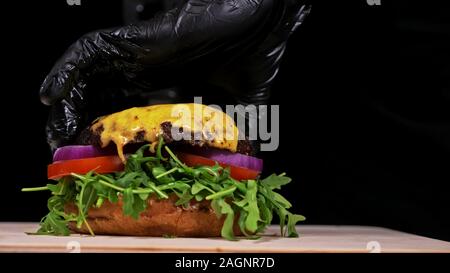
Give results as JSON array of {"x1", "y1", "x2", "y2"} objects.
[{"x1": 91, "y1": 104, "x2": 239, "y2": 161}]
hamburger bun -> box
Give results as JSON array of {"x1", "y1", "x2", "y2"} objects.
[{"x1": 65, "y1": 194, "x2": 242, "y2": 237}]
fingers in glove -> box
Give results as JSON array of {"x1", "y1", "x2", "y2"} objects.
[{"x1": 45, "y1": 80, "x2": 87, "y2": 152}]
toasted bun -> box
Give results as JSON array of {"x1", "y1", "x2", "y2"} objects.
[{"x1": 65, "y1": 194, "x2": 242, "y2": 237}]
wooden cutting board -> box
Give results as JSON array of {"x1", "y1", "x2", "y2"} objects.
[{"x1": 0, "y1": 223, "x2": 449, "y2": 253}]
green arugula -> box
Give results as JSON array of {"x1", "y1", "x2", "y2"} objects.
[{"x1": 22, "y1": 137, "x2": 305, "y2": 240}]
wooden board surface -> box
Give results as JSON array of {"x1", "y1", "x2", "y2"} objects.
[{"x1": 0, "y1": 223, "x2": 449, "y2": 253}]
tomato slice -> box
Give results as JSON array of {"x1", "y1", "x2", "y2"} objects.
[
  {"x1": 176, "y1": 152, "x2": 260, "y2": 180},
  {"x1": 48, "y1": 156, "x2": 124, "y2": 180}
]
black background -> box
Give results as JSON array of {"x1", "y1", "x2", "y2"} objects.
[{"x1": 1, "y1": 0, "x2": 449, "y2": 241}]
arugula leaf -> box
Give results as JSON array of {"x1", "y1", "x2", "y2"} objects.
[
  {"x1": 272, "y1": 191, "x2": 293, "y2": 209},
  {"x1": 216, "y1": 198, "x2": 236, "y2": 241},
  {"x1": 276, "y1": 207, "x2": 288, "y2": 236},
  {"x1": 287, "y1": 213, "x2": 306, "y2": 237},
  {"x1": 37, "y1": 211, "x2": 71, "y2": 236},
  {"x1": 210, "y1": 199, "x2": 222, "y2": 218},
  {"x1": 260, "y1": 174, "x2": 292, "y2": 190},
  {"x1": 132, "y1": 196, "x2": 147, "y2": 218},
  {"x1": 243, "y1": 180, "x2": 260, "y2": 233},
  {"x1": 138, "y1": 192, "x2": 150, "y2": 200},
  {"x1": 158, "y1": 182, "x2": 190, "y2": 192},
  {"x1": 115, "y1": 172, "x2": 143, "y2": 188},
  {"x1": 80, "y1": 185, "x2": 97, "y2": 216},
  {"x1": 32, "y1": 180, "x2": 77, "y2": 236},
  {"x1": 122, "y1": 188, "x2": 139, "y2": 219},
  {"x1": 108, "y1": 188, "x2": 119, "y2": 203},
  {"x1": 194, "y1": 191, "x2": 209, "y2": 202},
  {"x1": 257, "y1": 194, "x2": 273, "y2": 231},
  {"x1": 152, "y1": 166, "x2": 175, "y2": 183},
  {"x1": 175, "y1": 189, "x2": 193, "y2": 207},
  {"x1": 191, "y1": 181, "x2": 214, "y2": 195},
  {"x1": 199, "y1": 178, "x2": 223, "y2": 192},
  {"x1": 237, "y1": 210, "x2": 250, "y2": 236},
  {"x1": 205, "y1": 186, "x2": 236, "y2": 200},
  {"x1": 233, "y1": 198, "x2": 248, "y2": 208}
]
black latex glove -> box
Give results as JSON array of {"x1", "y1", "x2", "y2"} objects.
[{"x1": 40, "y1": 0, "x2": 311, "y2": 151}]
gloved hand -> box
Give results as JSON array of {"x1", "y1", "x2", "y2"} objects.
[{"x1": 40, "y1": 0, "x2": 311, "y2": 151}]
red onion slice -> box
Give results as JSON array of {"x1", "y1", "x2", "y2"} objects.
[
  {"x1": 196, "y1": 149, "x2": 263, "y2": 172},
  {"x1": 53, "y1": 145, "x2": 110, "y2": 162}
]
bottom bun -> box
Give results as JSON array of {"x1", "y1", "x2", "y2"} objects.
[{"x1": 65, "y1": 194, "x2": 242, "y2": 237}]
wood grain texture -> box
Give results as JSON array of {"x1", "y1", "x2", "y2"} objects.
[{"x1": 0, "y1": 223, "x2": 449, "y2": 253}]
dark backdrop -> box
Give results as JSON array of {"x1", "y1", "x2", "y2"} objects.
[{"x1": 1, "y1": 1, "x2": 449, "y2": 241}]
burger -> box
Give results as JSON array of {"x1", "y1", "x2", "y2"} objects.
[{"x1": 23, "y1": 103, "x2": 304, "y2": 240}]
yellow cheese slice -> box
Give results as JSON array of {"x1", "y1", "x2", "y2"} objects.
[{"x1": 91, "y1": 104, "x2": 239, "y2": 161}]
